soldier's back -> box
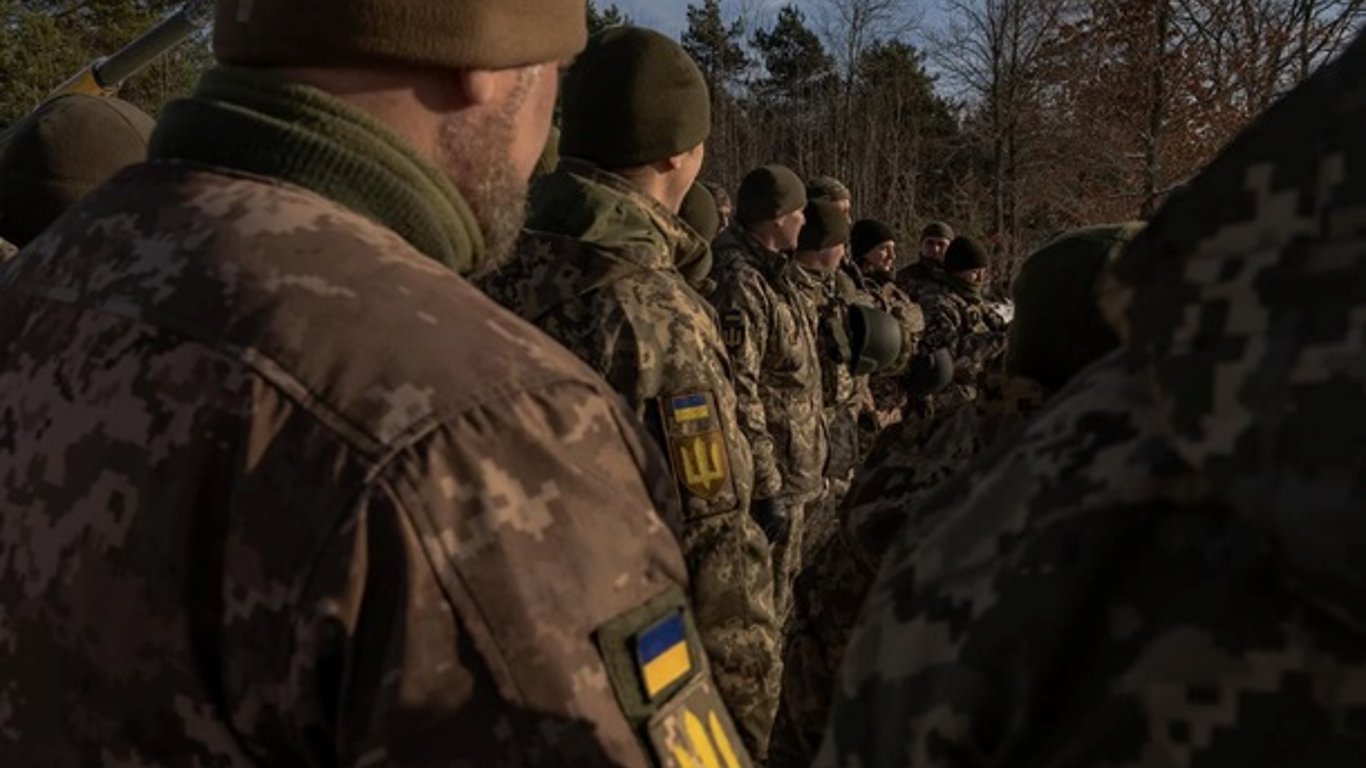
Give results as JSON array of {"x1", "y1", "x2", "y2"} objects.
[{"x1": 0, "y1": 162, "x2": 688, "y2": 766}]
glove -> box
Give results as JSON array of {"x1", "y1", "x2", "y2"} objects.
[{"x1": 751, "y1": 496, "x2": 791, "y2": 546}]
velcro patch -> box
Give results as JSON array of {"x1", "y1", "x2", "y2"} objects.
[
  {"x1": 648, "y1": 676, "x2": 754, "y2": 768},
  {"x1": 636, "y1": 612, "x2": 693, "y2": 700},
  {"x1": 657, "y1": 391, "x2": 734, "y2": 501},
  {"x1": 721, "y1": 308, "x2": 745, "y2": 349}
]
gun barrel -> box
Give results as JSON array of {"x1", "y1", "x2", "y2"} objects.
[{"x1": 92, "y1": 0, "x2": 212, "y2": 89}]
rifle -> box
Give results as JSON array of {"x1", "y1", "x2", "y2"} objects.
[
  {"x1": 46, "y1": 0, "x2": 214, "y2": 99},
  {"x1": 0, "y1": 0, "x2": 212, "y2": 146}
]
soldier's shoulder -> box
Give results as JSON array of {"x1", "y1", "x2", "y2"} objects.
[{"x1": 17, "y1": 163, "x2": 618, "y2": 458}]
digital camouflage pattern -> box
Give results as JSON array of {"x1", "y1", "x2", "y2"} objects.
[
  {"x1": 710, "y1": 226, "x2": 829, "y2": 623},
  {"x1": 915, "y1": 269, "x2": 1007, "y2": 413},
  {"x1": 818, "y1": 31, "x2": 1366, "y2": 768},
  {"x1": 771, "y1": 373, "x2": 1046, "y2": 768},
  {"x1": 785, "y1": 266, "x2": 876, "y2": 571},
  {"x1": 478, "y1": 162, "x2": 781, "y2": 760},
  {"x1": 0, "y1": 162, "x2": 706, "y2": 767}
]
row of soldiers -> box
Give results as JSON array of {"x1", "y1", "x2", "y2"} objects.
[{"x1": 2, "y1": 0, "x2": 1365, "y2": 766}]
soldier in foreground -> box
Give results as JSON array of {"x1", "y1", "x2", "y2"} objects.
[
  {"x1": 819, "y1": 31, "x2": 1366, "y2": 767},
  {"x1": 774, "y1": 223, "x2": 1141, "y2": 768},
  {"x1": 479, "y1": 26, "x2": 779, "y2": 760},
  {"x1": 0, "y1": 1, "x2": 744, "y2": 765},
  {"x1": 0, "y1": 93, "x2": 154, "y2": 249},
  {"x1": 711, "y1": 165, "x2": 826, "y2": 624}
]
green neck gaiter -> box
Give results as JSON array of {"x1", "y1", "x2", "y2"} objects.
[{"x1": 150, "y1": 66, "x2": 484, "y2": 275}]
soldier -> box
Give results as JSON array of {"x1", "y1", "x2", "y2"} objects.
[
  {"x1": 916, "y1": 235, "x2": 1008, "y2": 414},
  {"x1": 678, "y1": 182, "x2": 721, "y2": 294},
  {"x1": 479, "y1": 26, "x2": 779, "y2": 760},
  {"x1": 0, "y1": 2, "x2": 749, "y2": 766},
  {"x1": 703, "y1": 181, "x2": 734, "y2": 230},
  {"x1": 896, "y1": 220, "x2": 954, "y2": 299},
  {"x1": 711, "y1": 164, "x2": 825, "y2": 624},
  {"x1": 0, "y1": 93, "x2": 154, "y2": 248},
  {"x1": 848, "y1": 218, "x2": 927, "y2": 433},
  {"x1": 772, "y1": 223, "x2": 1140, "y2": 768},
  {"x1": 819, "y1": 31, "x2": 1366, "y2": 768},
  {"x1": 806, "y1": 175, "x2": 853, "y2": 222}
]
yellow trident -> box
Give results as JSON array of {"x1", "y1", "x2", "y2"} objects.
[
  {"x1": 669, "y1": 709, "x2": 744, "y2": 768},
  {"x1": 679, "y1": 436, "x2": 726, "y2": 496}
]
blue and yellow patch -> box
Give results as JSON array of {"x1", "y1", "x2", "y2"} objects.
[
  {"x1": 670, "y1": 394, "x2": 712, "y2": 423},
  {"x1": 636, "y1": 612, "x2": 693, "y2": 699}
]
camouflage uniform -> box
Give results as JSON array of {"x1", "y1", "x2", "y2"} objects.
[
  {"x1": 479, "y1": 161, "x2": 781, "y2": 759},
  {"x1": 711, "y1": 226, "x2": 828, "y2": 623},
  {"x1": 850, "y1": 265, "x2": 926, "y2": 436},
  {"x1": 784, "y1": 266, "x2": 874, "y2": 569},
  {"x1": 0, "y1": 72, "x2": 746, "y2": 767},
  {"x1": 770, "y1": 373, "x2": 1046, "y2": 768},
  {"x1": 916, "y1": 269, "x2": 1007, "y2": 413},
  {"x1": 818, "y1": 33, "x2": 1366, "y2": 768}
]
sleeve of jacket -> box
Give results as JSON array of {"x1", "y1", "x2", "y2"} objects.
[
  {"x1": 310, "y1": 380, "x2": 691, "y2": 767},
  {"x1": 713, "y1": 272, "x2": 783, "y2": 499},
  {"x1": 621, "y1": 285, "x2": 784, "y2": 760}
]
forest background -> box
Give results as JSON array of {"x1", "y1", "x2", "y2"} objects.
[{"x1": 3, "y1": 0, "x2": 1362, "y2": 287}]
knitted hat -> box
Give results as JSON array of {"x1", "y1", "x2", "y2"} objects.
[
  {"x1": 921, "y1": 221, "x2": 955, "y2": 241},
  {"x1": 679, "y1": 182, "x2": 720, "y2": 242},
  {"x1": 560, "y1": 26, "x2": 710, "y2": 168},
  {"x1": 1007, "y1": 223, "x2": 1144, "y2": 391},
  {"x1": 797, "y1": 200, "x2": 851, "y2": 251},
  {"x1": 851, "y1": 218, "x2": 896, "y2": 262},
  {"x1": 944, "y1": 236, "x2": 988, "y2": 273},
  {"x1": 213, "y1": 0, "x2": 587, "y2": 70},
  {"x1": 0, "y1": 94, "x2": 154, "y2": 247},
  {"x1": 807, "y1": 175, "x2": 851, "y2": 203},
  {"x1": 736, "y1": 164, "x2": 806, "y2": 226}
]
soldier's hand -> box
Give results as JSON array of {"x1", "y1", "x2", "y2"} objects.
[{"x1": 751, "y1": 496, "x2": 790, "y2": 546}]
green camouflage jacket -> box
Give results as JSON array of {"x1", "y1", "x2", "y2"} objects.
[
  {"x1": 771, "y1": 374, "x2": 1047, "y2": 768},
  {"x1": 478, "y1": 162, "x2": 781, "y2": 760},
  {"x1": 917, "y1": 270, "x2": 1008, "y2": 412},
  {"x1": 818, "y1": 33, "x2": 1366, "y2": 767},
  {"x1": 710, "y1": 226, "x2": 828, "y2": 503}
]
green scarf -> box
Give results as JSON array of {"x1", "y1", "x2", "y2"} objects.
[{"x1": 150, "y1": 66, "x2": 484, "y2": 275}]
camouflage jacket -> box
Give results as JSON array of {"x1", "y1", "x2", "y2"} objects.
[
  {"x1": 917, "y1": 270, "x2": 1007, "y2": 411},
  {"x1": 0, "y1": 159, "x2": 741, "y2": 767},
  {"x1": 893, "y1": 256, "x2": 944, "y2": 303},
  {"x1": 478, "y1": 163, "x2": 781, "y2": 759},
  {"x1": 853, "y1": 267, "x2": 926, "y2": 433},
  {"x1": 771, "y1": 374, "x2": 1046, "y2": 768},
  {"x1": 819, "y1": 34, "x2": 1366, "y2": 767},
  {"x1": 710, "y1": 227, "x2": 828, "y2": 501}
]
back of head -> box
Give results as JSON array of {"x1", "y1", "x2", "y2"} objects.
[
  {"x1": 702, "y1": 181, "x2": 731, "y2": 211},
  {"x1": 1006, "y1": 223, "x2": 1143, "y2": 392},
  {"x1": 807, "y1": 176, "x2": 851, "y2": 204},
  {"x1": 0, "y1": 94, "x2": 155, "y2": 247},
  {"x1": 679, "y1": 183, "x2": 720, "y2": 242},
  {"x1": 737, "y1": 164, "x2": 806, "y2": 226},
  {"x1": 943, "y1": 236, "x2": 988, "y2": 273},
  {"x1": 560, "y1": 25, "x2": 710, "y2": 168},
  {"x1": 213, "y1": 0, "x2": 587, "y2": 70},
  {"x1": 797, "y1": 200, "x2": 850, "y2": 252}
]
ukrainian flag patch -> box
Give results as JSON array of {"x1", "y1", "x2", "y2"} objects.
[
  {"x1": 670, "y1": 394, "x2": 711, "y2": 423},
  {"x1": 636, "y1": 611, "x2": 693, "y2": 700}
]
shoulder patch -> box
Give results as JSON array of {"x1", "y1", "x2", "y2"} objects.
[
  {"x1": 594, "y1": 590, "x2": 755, "y2": 766},
  {"x1": 721, "y1": 308, "x2": 744, "y2": 349},
  {"x1": 657, "y1": 391, "x2": 735, "y2": 503}
]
